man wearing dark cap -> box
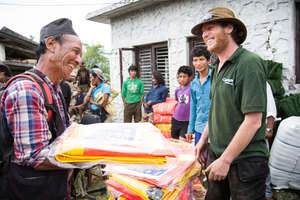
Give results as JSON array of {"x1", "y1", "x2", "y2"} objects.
[
  {"x1": 0, "y1": 18, "x2": 82, "y2": 199},
  {"x1": 193, "y1": 7, "x2": 268, "y2": 200}
]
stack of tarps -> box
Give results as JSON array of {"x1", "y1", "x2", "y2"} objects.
[
  {"x1": 47, "y1": 123, "x2": 200, "y2": 199},
  {"x1": 153, "y1": 98, "x2": 178, "y2": 138},
  {"x1": 269, "y1": 116, "x2": 300, "y2": 190},
  {"x1": 104, "y1": 140, "x2": 201, "y2": 200},
  {"x1": 48, "y1": 123, "x2": 177, "y2": 168}
]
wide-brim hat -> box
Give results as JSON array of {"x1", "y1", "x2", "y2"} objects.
[{"x1": 191, "y1": 7, "x2": 247, "y2": 44}]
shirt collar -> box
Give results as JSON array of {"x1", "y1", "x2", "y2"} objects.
[
  {"x1": 33, "y1": 67, "x2": 58, "y2": 89},
  {"x1": 196, "y1": 67, "x2": 212, "y2": 79},
  {"x1": 214, "y1": 46, "x2": 244, "y2": 67}
]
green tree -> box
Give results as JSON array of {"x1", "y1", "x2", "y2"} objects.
[{"x1": 82, "y1": 43, "x2": 110, "y2": 81}]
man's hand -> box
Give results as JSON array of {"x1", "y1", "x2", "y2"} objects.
[
  {"x1": 195, "y1": 140, "x2": 207, "y2": 165},
  {"x1": 90, "y1": 83, "x2": 96, "y2": 89},
  {"x1": 205, "y1": 157, "x2": 230, "y2": 181},
  {"x1": 186, "y1": 133, "x2": 193, "y2": 143}
]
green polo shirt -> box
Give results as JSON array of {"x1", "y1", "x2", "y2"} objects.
[
  {"x1": 121, "y1": 77, "x2": 144, "y2": 104},
  {"x1": 209, "y1": 47, "x2": 268, "y2": 162}
]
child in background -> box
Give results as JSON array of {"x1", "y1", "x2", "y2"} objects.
[
  {"x1": 70, "y1": 86, "x2": 86, "y2": 120},
  {"x1": 186, "y1": 47, "x2": 211, "y2": 145},
  {"x1": 171, "y1": 66, "x2": 193, "y2": 141},
  {"x1": 142, "y1": 71, "x2": 168, "y2": 123}
]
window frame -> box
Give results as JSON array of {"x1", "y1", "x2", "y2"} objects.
[{"x1": 135, "y1": 42, "x2": 169, "y2": 94}]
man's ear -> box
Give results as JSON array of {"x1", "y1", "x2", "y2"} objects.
[
  {"x1": 45, "y1": 36, "x2": 57, "y2": 53},
  {"x1": 225, "y1": 24, "x2": 234, "y2": 35}
]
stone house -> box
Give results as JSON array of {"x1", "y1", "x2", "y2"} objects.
[
  {"x1": 0, "y1": 26, "x2": 37, "y2": 74},
  {"x1": 87, "y1": 0, "x2": 300, "y2": 122}
]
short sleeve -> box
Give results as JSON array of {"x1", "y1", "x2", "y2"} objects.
[
  {"x1": 236, "y1": 59, "x2": 267, "y2": 114},
  {"x1": 102, "y1": 84, "x2": 111, "y2": 95}
]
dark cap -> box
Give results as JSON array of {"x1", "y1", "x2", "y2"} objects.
[{"x1": 40, "y1": 18, "x2": 77, "y2": 41}]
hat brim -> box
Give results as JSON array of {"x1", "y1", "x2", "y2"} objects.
[{"x1": 191, "y1": 17, "x2": 247, "y2": 44}]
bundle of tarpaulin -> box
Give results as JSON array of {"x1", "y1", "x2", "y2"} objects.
[
  {"x1": 104, "y1": 140, "x2": 201, "y2": 200},
  {"x1": 48, "y1": 123, "x2": 201, "y2": 199},
  {"x1": 153, "y1": 98, "x2": 178, "y2": 138}
]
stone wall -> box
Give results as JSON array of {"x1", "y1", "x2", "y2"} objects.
[{"x1": 108, "y1": 0, "x2": 298, "y2": 122}]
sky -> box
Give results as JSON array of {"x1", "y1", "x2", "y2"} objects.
[{"x1": 0, "y1": 0, "x2": 120, "y2": 52}]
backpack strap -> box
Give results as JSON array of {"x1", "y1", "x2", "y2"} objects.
[
  {"x1": 24, "y1": 72, "x2": 54, "y2": 122},
  {"x1": 3, "y1": 72, "x2": 53, "y2": 122}
]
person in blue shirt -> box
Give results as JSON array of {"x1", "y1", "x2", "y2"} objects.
[
  {"x1": 80, "y1": 67, "x2": 111, "y2": 123},
  {"x1": 186, "y1": 47, "x2": 211, "y2": 145},
  {"x1": 142, "y1": 71, "x2": 168, "y2": 123}
]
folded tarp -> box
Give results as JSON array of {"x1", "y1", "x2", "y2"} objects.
[
  {"x1": 277, "y1": 93, "x2": 300, "y2": 119},
  {"x1": 48, "y1": 123, "x2": 176, "y2": 168},
  {"x1": 106, "y1": 166, "x2": 199, "y2": 200},
  {"x1": 103, "y1": 140, "x2": 198, "y2": 188},
  {"x1": 264, "y1": 60, "x2": 282, "y2": 80},
  {"x1": 156, "y1": 124, "x2": 171, "y2": 138},
  {"x1": 153, "y1": 101, "x2": 177, "y2": 115},
  {"x1": 154, "y1": 114, "x2": 172, "y2": 124},
  {"x1": 267, "y1": 79, "x2": 285, "y2": 98}
]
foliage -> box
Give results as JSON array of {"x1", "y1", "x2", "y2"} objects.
[{"x1": 82, "y1": 43, "x2": 110, "y2": 81}]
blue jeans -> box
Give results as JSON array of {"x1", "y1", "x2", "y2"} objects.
[{"x1": 195, "y1": 131, "x2": 202, "y2": 145}]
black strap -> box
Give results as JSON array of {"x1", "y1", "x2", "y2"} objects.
[{"x1": 3, "y1": 70, "x2": 59, "y2": 142}]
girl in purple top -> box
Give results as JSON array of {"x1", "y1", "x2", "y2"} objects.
[{"x1": 171, "y1": 66, "x2": 193, "y2": 141}]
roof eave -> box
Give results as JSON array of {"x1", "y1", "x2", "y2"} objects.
[{"x1": 86, "y1": 0, "x2": 168, "y2": 24}]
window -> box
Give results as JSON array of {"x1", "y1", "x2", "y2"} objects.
[
  {"x1": 296, "y1": 1, "x2": 300, "y2": 83},
  {"x1": 136, "y1": 43, "x2": 169, "y2": 94}
]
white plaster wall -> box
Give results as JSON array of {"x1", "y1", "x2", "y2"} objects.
[
  {"x1": 108, "y1": 0, "x2": 297, "y2": 122},
  {"x1": 0, "y1": 44, "x2": 5, "y2": 61}
]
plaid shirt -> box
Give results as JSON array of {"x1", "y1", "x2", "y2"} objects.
[{"x1": 0, "y1": 69, "x2": 70, "y2": 167}]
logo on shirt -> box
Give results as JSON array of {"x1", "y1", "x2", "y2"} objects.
[
  {"x1": 178, "y1": 94, "x2": 189, "y2": 104},
  {"x1": 222, "y1": 78, "x2": 234, "y2": 86},
  {"x1": 128, "y1": 83, "x2": 137, "y2": 93}
]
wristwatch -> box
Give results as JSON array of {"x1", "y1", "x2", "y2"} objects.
[{"x1": 266, "y1": 128, "x2": 273, "y2": 133}]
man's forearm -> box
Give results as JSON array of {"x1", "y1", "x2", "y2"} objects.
[
  {"x1": 220, "y1": 112, "x2": 262, "y2": 165},
  {"x1": 199, "y1": 123, "x2": 209, "y2": 145}
]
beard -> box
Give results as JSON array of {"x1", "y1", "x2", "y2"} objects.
[{"x1": 206, "y1": 30, "x2": 229, "y2": 53}]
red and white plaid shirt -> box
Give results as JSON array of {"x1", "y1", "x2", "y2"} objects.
[{"x1": 0, "y1": 69, "x2": 70, "y2": 167}]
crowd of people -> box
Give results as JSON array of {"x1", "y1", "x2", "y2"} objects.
[{"x1": 0, "y1": 6, "x2": 278, "y2": 200}]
